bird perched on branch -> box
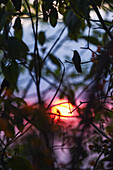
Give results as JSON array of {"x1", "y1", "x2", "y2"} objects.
[{"x1": 72, "y1": 50, "x2": 82, "y2": 73}]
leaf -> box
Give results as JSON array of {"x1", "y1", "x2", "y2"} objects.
[
  {"x1": 14, "y1": 29, "x2": 23, "y2": 40},
  {"x1": 49, "y1": 54, "x2": 61, "y2": 69},
  {"x1": 69, "y1": 0, "x2": 89, "y2": 19},
  {"x1": 0, "y1": 118, "x2": 7, "y2": 131},
  {"x1": 42, "y1": 3, "x2": 48, "y2": 22},
  {"x1": 0, "y1": 0, "x2": 8, "y2": 5},
  {"x1": 5, "y1": 122, "x2": 15, "y2": 138},
  {"x1": 58, "y1": 1, "x2": 65, "y2": 15},
  {"x1": 100, "y1": 156, "x2": 111, "y2": 162},
  {"x1": 14, "y1": 114, "x2": 24, "y2": 132},
  {"x1": 64, "y1": 9, "x2": 82, "y2": 40},
  {"x1": 38, "y1": 31, "x2": 45, "y2": 45},
  {"x1": 29, "y1": 59, "x2": 34, "y2": 72},
  {"x1": 89, "y1": 160, "x2": 96, "y2": 166},
  {"x1": 93, "y1": 0, "x2": 103, "y2": 7},
  {"x1": 1, "y1": 61, "x2": 19, "y2": 89},
  {"x1": 13, "y1": 17, "x2": 22, "y2": 31},
  {"x1": 5, "y1": 0, "x2": 14, "y2": 11},
  {"x1": 7, "y1": 37, "x2": 29, "y2": 59},
  {"x1": 89, "y1": 145, "x2": 94, "y2": 150},
  {"x1": 14, "y1": 97, "x2": 27, "y2": 107},
  {"x1": 80, "y1": 36, "x2": 101, "y2": 45},
  {"x1": 0, "y1": 117, "x2": 15, "y2": 138},
  {"x1": 106, "y1": 123, "x2": 113, "y2": 137},
  {"x1": 8, "y1": 156, "x2": 32, "y2": 170},
  {"x1": 49, "y1": 6, "x2": 58, "y2": 27},
  {"x1": 0, "y1": 7, "x2": 8, "y2": 32},
  {"x1": 13, "y1": 17, "x2": 23, "y2": 39},
  {"x1": 11, "y1": 0, "x2": 22, "y2": 11},
  {"x1": 42, "y1": 0, "x2": 53, "y2": 11}
]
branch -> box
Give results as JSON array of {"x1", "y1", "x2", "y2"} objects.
[
  {"x1": 0, "y1": 139, "x2": 5, "y2": 147},
  {"x1": 91, "y1": 122, "x2": 111, "y2": 140},
  {"x1": 0, "y1": 122, "x2": 31, "y2": 153},
  {"x1": 47, "y1": 59, "x2": 65, "y2": 109},
  {"x1": 49, "y1": 112, "x2": 77, "y2": 118},
  {"x1": 93, "y1": 150, "x2": 104, "y2": 170},
  {"x1": 42, "y1": 26, "x2": 66, "y2": 64},
  {"x1": 18, "y1": 62, "x2": 36, "y2": 83},
  {"x1": 90, "y1": 0, "x2": 113, "y2": 41},
  {"x1": 69, "y1": 1, "x2": 84, "y2": 19},
  {"x1": 76, "y1": 79, "x2": 95, "y2": 100},
  {"x1": 103, "y1": 74, "x2": 112, "y2": 103},
  {"x1": 42, "y1": 76, "x2": 57, "y2": 87},
  {"x1": 65, "y1": 59, "x2": 93, "y2": 65},
  {"x1": 24, "y1": 0, "x2": 35, "y2": 36},
  {"x1": 24, "y1": 0, "x2": 41, "y2": 103},
  {"x1": 70, "y1": 101, "x2": 86, "y2": 113},
  {"x1": 80, "y1": 46, "x2": 97, "y2": 55},
  {"x1": 22, "y1": 78, "x2": 33, "y2": 98},
  {"x1": 50, "y1": 101, "x2": 72, "y2": 108},
  {"x1": 65, "y1": 46, "x2": 98, "y2": 65},
  {"x1": 10, "y1": 125, "x2": 32, "y2": 144}
]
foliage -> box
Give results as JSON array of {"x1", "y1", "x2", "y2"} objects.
[{"x1": 0, "y1": 0, "x2": 112, "y2": 169}]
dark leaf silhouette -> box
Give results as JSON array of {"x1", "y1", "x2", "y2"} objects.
[
  {"x1": 11, "y1": 0, "x2": 21, "y2": 11},
  {"x1": 49, "y1": 6, "x2": 58, "y2": 27}
]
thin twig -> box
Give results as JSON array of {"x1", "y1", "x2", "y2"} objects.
[
  {"x1": 0, "y1": 122, "x2": 31, "y2": 153},
  {"x1": 65, "y1": 59, "x2": 95, "y2": 65},
  {"x1": 24, "y1": 0, "x2": 35, "y2": 36},
  {"x1": 42, "y1": 76, "x2": 57, "y2": 87},
  {"x1": 34, "y1": 0, "x2": 42, "y2": 103},
  {"x1": 91, "y1": 122, "x2": 111, "y2": 140},
  {"x1": 70, "y1": 101, "x2": 85, "y2": 113},
  {"x1": 18, "y1": 62, "x2": 36, "y2": 83},
  {"x1": 25, "y1": 0, "x2": 42, "y2": 103},
  {"x1": 24, "y1": 0, "x2": 41, "y2": 103},
  {"x1": 87, "y1": 27, "x2": 90, "y2": 48},
  {"x1": 50, "y1": 101, "x2": 72, "y2": 108},
  {"x1": 49, "y1": 112, "x2": 77, "y2": 118},
  {"x1": 10, "y1": 125, "x2": 32, "y2": 144},
  {"x1": 22, "y1": 78, "x2": 33, "y2": 98},
  {"x1": 104, "y1": 107, "x2": 113, "y2": 113},
  {"x1": 69, "y1": 1, "x2": 84, "y2": 19},
  {"x1": 103, "y1": 74, "x2": 112, "y2": 103},
  {"x1": 93, "y1": 150, "x2": 104, "y2": 170},
  {"x1": 0, "y1": 139, "x2": 5, "y2": 147},
  {"x1": 80, "y1": 47, "x2": 97, "y2": 55},
  {"x1": 90, "y1": 0, "x2": 113, "y2": 41},
  {"x1": 75, "y1": 79, "x2": 95, "y2": 100},
  {"x1": 42, "y1": 26, "x2": 66, "y2": 64},
  {"x1": 47, "y1": 59, "x2": 65, "y2": 109}
]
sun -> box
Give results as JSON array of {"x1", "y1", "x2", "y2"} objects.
[{"x1": 50, "y1": 99, "x2": 75, "y2": 121}]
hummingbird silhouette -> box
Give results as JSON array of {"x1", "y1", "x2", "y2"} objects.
[{"x1": 72, "y1": 50, "x2": 82, "y2": 73}]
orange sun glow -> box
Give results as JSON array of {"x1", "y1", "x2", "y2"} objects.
[{"x1": 50, "y1": 99, "x2": 75, "y2": 121}]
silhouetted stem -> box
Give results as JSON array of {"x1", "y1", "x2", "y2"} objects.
[
  {"x1": 91, "y1": 122, "x2": 111, "y2": 140},
  {"x1": 24, "y1": 0, "x2": 35, "y2": 36},
  {"x1": 42, "y1": 26, "x2": 66, "y2": 64},
  {"x1": 90, "y1": 0, "x2": 113, "y2": 41},
  {"x1": 49, "y1": 112, "x2": 77, "y2": 118},
  {"x1": 22, "y1": 78, "x2": 33, "y2": 98},
  {"x1": 93, "y1": 151, "x2": 104, "y2": 170},
  {"x1": 47, "y1": 59, "x2": 65, "y2": 109},
  {"x1": 0, "y1": 122, "x2": 31, "y2": 153}
]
